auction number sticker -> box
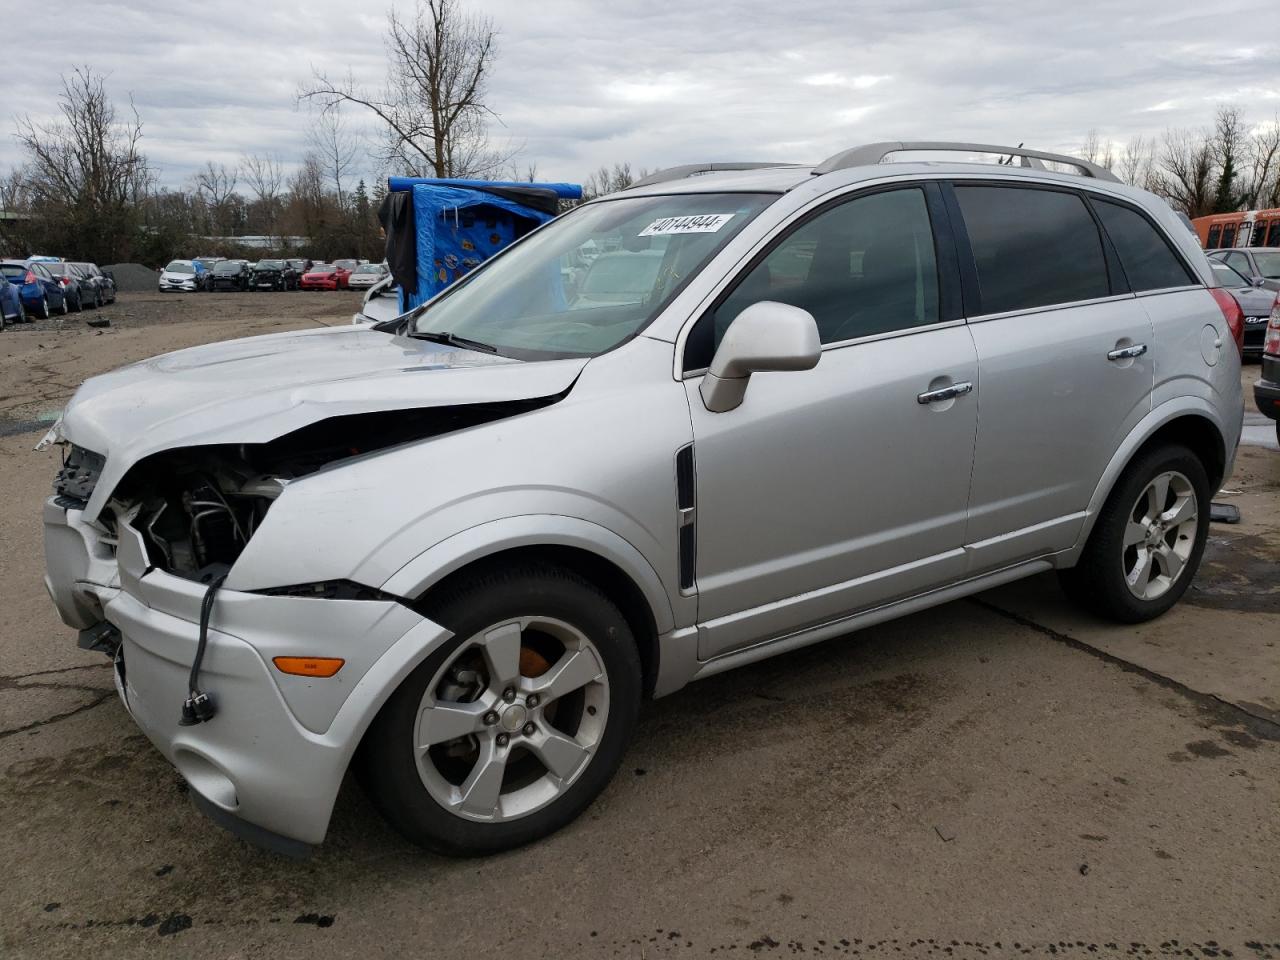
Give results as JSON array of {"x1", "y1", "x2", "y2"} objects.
[{"x1": 639, "y1": 213, "x2": 735, "y2": 237}]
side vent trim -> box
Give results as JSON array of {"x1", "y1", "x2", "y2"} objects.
[{"x1": 675, "y1": 444, "x2": 696, "y2": 593}]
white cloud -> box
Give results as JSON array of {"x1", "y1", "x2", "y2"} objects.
[{"x1": 2, "y1": 0, "x2": 1278, "y2": 189}]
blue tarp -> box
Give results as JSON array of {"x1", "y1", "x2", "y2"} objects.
[{"x1": 386, "y1": 178, "x2": 582, "y2": 312}]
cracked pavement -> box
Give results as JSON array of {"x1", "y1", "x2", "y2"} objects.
[{"x1": 1, "y1": 300, "x2": 1277, "y2": 958}]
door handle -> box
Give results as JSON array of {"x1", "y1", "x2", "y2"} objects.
[
  {"x1": 917, "y1": 381, "x2": 973, "y2": 404},
  {"x1": 1107, "y1": 343, "x2": 1148, "y2": 361}
]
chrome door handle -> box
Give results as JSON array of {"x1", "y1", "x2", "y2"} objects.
[
  {"x1": 917, "y1": 381, "x2": 973, "y2": 404},
  {"x1": 1107, "y1": 343, "x2": 1148, "y2": 361}
]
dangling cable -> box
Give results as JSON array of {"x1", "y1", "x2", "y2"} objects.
[{"x1": 180, "y1": 573, "x2": 227, "y2": 726}]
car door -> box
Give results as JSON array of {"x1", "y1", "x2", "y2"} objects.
[
  {"x1": 952, "y1": 182, "x2": 1157, "y2": 572},
  {"x1": 683, "y1": 184, "x2": 980, "y2": 660}
]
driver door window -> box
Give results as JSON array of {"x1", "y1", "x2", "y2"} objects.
[{"x1": 687, "y1": 187, "x2": 940, "y2": 368}]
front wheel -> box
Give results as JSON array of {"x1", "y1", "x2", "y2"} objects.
[
  {"x1": 1059, "y1": 444, "x2": 1210, "y2": 623},
  {"x1": 362, "y1": 565, "x2": 641, "y2": 856}
]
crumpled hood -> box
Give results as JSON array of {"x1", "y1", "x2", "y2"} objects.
[{"x1": 61, "y1": 324, "x2": 587, "y2": 520}]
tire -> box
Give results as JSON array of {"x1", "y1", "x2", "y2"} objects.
[
  {"x1": 58, "y1": 293, "x2": 69, "y2": 315},
  {"x1": 70, "y1": 291, "x2": 82, "y2": 313},
  {"x1": 362, "y1": 564, "x2": 642, "y2": 856},
  {"x1": 36, "y1": 296, "x2": 49, "y2": 320},
  {"x1": 1059, "y1": 443, "x2": 1210, "y2": 623}
]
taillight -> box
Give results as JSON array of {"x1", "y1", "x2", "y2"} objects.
[
  {"x1": 59, "y1": 277, "x2": 72, "y2": 286},
  {"x1": 24, "y1": 270, "x2": 36, "y2": 284},
  {"x1": 1208, "y1": 287, "x2": 1245, "y2": 355},
  {"x1": 1264, "y1": 296, "x2": 1280, "y2": 357}
]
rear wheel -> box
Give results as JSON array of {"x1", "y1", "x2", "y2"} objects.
[
  {"x1": 362, "y1": 565, "x2": 641, "y2": 856},
  {"x1": 35, "y1": 296, "x2": 49, "y2": 320},
  {"x1": 1059, "y1": 444, "x2": 1210, "y2": 623},
  {"x1": 70, "y1": 291, "x2": 82, "y2": 312}
]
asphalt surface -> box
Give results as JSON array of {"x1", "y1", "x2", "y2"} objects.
[{"x1": 1, "y1": 298, "x2": 1277, "y2": 959}]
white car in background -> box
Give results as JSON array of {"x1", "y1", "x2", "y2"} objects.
[
  {"x1": 158, "y1": 260, "x2": 204, "y2": 292},
  {"x1": 351, "y1": 272, "x2": 403, "y2": 325},
  {"x1": 348, "y1": 262, "x2": 389, "y2": 290}
]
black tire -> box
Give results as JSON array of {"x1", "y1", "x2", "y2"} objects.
[
  {"x1": 362, "y1": 564, "x2": 642, "y2": 856},
  {"x1": 58, "y1": 293, "x2": 69, "y2": 315},
  {"x1": 1059, "y1": 443, "x2": 1210, "y2": 623},
  {"x1": 70, "y1": 291, "x2": 82, "y2": 313},
  {"x1": 16, "y1": 302, "x2": 26, "y2": 324},
  {"x1": 36, "y1": 296, "x2": 49, "y2": 320}
]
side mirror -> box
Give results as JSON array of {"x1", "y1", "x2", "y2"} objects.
[
  {"x1": 1251, "y1": 276, "x2": 1267, "y2": 288},
  {"x1": 699, "y1": 301, "x2": 820, "y2": 413}
]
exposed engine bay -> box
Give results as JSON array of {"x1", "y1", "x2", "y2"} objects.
[{"x1": 53, "y1": 398, "x2": 559, "y2": 582}]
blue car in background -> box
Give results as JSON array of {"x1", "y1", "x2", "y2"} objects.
[
  {"x1": 0, "y1": 260, "x2": 69, "y2": 319},
  {"x1": 0, "y1": 272, "x2": 25, "y2": 328}
]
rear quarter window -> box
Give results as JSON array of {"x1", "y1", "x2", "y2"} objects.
[
  {"x1": 1092, "y1": 200, "x2": 1195, "y2": 292},
  {"x1": 955, "y1": 185, "x2": 1110, "y2": 315}
]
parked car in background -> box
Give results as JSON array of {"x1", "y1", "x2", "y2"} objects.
[
  {"x1": 41, "y1": 262, "x2": 88, "y2": 312},
  {"x1": 1210, "y1": 260, "x2": 1277, "y2": 358},
  {"x1": 1207, "y1": 248, "x2": 1280, "y2": 293},
  {"x1": 72, "y1": 263, "x2": 117, "y2": 306},
  {"x1": 0, "y1": 272, "x2": 24, "y2": 328},
  {"x1": 192, "y1": 257, "x2": 223, "y2": 289},
  {"x1": 158, "y1": 260, "x2": 206, "y2": 292},
  {"x1": 0, "y1": 259, "x2": 69, "y2": 318},
  {"x1": 40, "y1": 141, "x2": 1245, "y2": 858},
  {"x1": 346, "y1": 262, "x2": 388, "y2": 289},
  {"x1": 1254, "y1": 307, "x2": 1280, "y2": 444},
  {"x1": 285, "y1": 258, "x2": 313, "y2": 278},
  {"x1": 329, "y1": 260, "x2": 356, "y2": 287},
  {"x1": 249, "y1": 259, "x2": 298, "y2": 291},
  {"x1": 210, "y1": 260, "x2": 251, "y2": 291},
  {"x1": 300, "y1": 263, "x2": 343, "y2": 290}
]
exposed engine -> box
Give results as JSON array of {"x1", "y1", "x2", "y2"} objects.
[{"x1": 59, "y1": 398, "x2": 561, "y2": 582}]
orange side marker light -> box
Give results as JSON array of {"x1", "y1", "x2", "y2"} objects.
[{"x1": 273, "y1": 656, "x2": 345, "y2": 678}]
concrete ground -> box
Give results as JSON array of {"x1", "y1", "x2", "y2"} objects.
[{"x1": 1, "y1": 300, "x2": 1277, "y2": 959}]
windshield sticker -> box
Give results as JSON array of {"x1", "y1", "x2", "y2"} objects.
[{"x1": 638, "y1": 213, "x2": 735, "y2": 237}]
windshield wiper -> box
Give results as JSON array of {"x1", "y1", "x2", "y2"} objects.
[{"x1": 407, "y1": 330, "x2": 499, "y2": 354}]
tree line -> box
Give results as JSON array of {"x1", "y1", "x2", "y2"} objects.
[{"x1": 2, "y1": 0, "x2": 1278, "y2": 266}]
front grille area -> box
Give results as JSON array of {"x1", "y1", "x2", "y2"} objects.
[{"x1": 54, "y1": 444, "x2": 106, "y2": 502}]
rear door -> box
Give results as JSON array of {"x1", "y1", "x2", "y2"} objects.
[{"x1": 952, "y1": 182, "x2": 1155, "y2": 572}]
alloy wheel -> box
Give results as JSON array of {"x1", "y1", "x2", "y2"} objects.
[
  {"x1": 413, "y1": 616, "x2": 609, "y2": 823},
  {"x1": 1122, "y1": 470, "x2": 1198, "y2": 601}
]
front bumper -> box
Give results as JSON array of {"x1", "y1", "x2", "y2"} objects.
[
  {"x1": 159, "y1": 279, "x2": 198, "y2": 291},
  {"x1": 43, "y1": 496, "x2": 451, "y2": 850}
]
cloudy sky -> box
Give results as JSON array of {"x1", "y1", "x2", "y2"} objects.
[{"x1": 4, "y1": 0, "x2": 1278, "y2": 190}]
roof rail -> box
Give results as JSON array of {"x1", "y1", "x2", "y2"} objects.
[
  {"x1": 628, "y1": 162, "x2": 799, "y2": 189},
  {"x1": 812, "y1": 141, "x2": 1122, "y2": 183}
]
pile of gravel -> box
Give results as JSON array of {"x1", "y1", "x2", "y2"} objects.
[{"x1": 102, "y1": 262, "x2": 159, "y2": 293}]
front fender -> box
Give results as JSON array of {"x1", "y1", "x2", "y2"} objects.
[
  {"x1": 1058, "y1": 395, "x2": 1234, "y2": 566},
  {"x1": 379, "y1": 514, "x2": 677, "y2": 636}
]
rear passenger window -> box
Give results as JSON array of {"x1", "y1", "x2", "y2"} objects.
[
  {"x1": 1206, "y1": 224, "x2": 1222, "y2": 248},
  {"x1": 955, "y1": 186, "x2": 1109, "y2": 315},
  {"x1": 1093, "y1": 200, "x2": 1194, "y2": 292}
]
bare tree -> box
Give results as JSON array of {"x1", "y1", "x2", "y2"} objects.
[
  {"x1": 1156, "y1": 128, "x2": 1216, "y2": 217},
  {"x1": 300, "y1": 0, "x2": 504, "y2": 177},
  {"x1": 582, "y1": 162, "x2": 650, "y2": 199},
  {"x1": 307, "y1": 107, "x2": 360, "y2": 207},
  {"x1": 1211, "y1": 105, "x2": 1248, "y2": 213},
  {"x1": 1244, "y1": 115, "x2": 1280, "y2": 209},
  {"x1": 12, "y1": 67, "x2": 150, "y2": 261},
  {"x1": 193, "y1": 161, "x2": 239, "y2": 235},
  {"x1": 1080, "y1": 129, "x2": 1116, "y2": 171},
  {"x1": 1118, "y1": 135, "x2": 1157, "y2": 190}
]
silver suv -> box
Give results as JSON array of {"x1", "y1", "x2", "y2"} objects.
[{"x1": 42, "y1": 142, "x2": 1244, "y2": 857}]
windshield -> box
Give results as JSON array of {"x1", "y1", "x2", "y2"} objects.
[
  {"x1": 165, "y1": 261, "x2": 195, "y2": 275},
  {"x1": 354, "y1": 263, "x2": 383, "y2": 274},
  {"x1": 310, "y1": 265, "x2": 336, "y2": 274},
  {"x1": 1253, "y1": 252, "x2": 1280, "y2": 278},
  {"x1": 256, "y1": 259, "x2": 283, "y2": 269},
  {"x1": 411, "y1": 192, "x2": 773, "y2": 359},
  {"x1": 213, "y1": 262, "x2": 241, "y2": 274}
]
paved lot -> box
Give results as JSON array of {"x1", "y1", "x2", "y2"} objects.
[{"x1": 1, "y1": 300, "x2": 1277, "y2": 958}]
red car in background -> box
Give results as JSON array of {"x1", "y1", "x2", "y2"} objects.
[{"x1": 300, "y1": 264, "x2": 344, "y2": 291}]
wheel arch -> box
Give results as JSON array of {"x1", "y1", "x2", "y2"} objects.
[
  {"x1": 379, "y1": 516, "x2": 677, "y2": 698},
  {"x1": 1064, "y1": 399, "x2": 1230, "y2": 565}
]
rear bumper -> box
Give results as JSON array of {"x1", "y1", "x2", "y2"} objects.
[
  {"x1": 1255, "y1": 357, "x2": 1280, "y2": 421},
  {"x1": 43, "y1": 496, "x2": 452, "y2": 849}
]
